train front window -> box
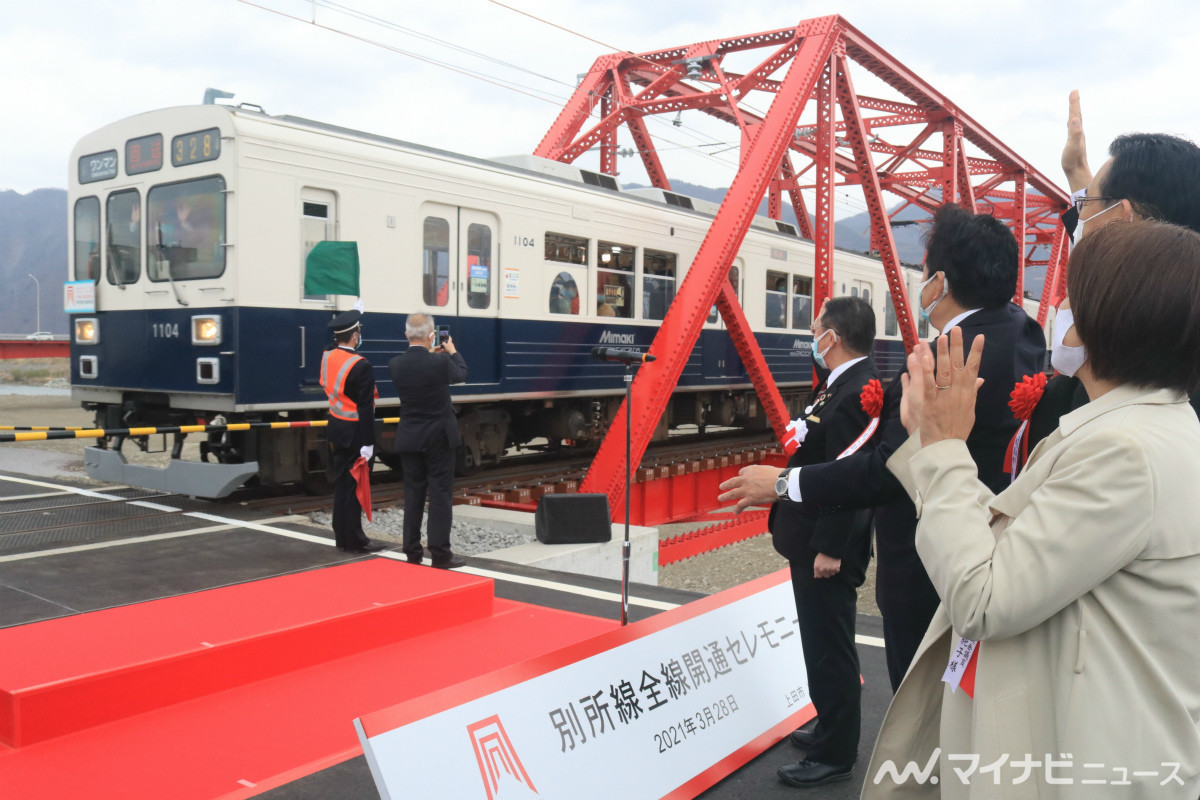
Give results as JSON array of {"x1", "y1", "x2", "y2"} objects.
[
  {"x1": 643, "y1": 249, "x2": 676, "y2": 321},
  {"x1": 73, "y1": 197, "x2": 100, "y2": 282},
  {"x1": 791, "y1": 275, "x2": 813, "y2": 330},
  {"x1": 597, "y1": 240, "x2": 634, "y2": 318},
  {"x1": 466, "y1": 223, "x2": 491, "y2": 310},
  {"x1": 423, "y1": 216, "x2": 450, "y2": 307},
  {"x1": 147, "y1": 176, "x2": 226, "y2": 281},
  {"x1": 106, "y1": 190, "x2": 141, "y2": 285},
  {"x1": 765, "y1": 269, "x2": 788, "y2": 328}
]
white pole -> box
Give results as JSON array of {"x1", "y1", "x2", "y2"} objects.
[{"x1": 27, "y1": 274, "x2": 40, "y2": 333}]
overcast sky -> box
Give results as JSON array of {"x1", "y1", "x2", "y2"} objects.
[{"x1": 4, "y1": 0, "x2": 1200, "y2": 210}]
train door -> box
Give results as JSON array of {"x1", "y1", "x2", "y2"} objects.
[
  {"x1": 298, "y1": 189, "x2": 338, "y2": 392},
  {"x1": 702, "y1": 258, "x2": 745, "y2": 381},
  {"x1": 418, "y1": 202, "x2": 499, "y2": 384}
]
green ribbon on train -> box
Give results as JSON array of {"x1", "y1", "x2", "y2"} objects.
[{"x1": 304, "y1": 241, "x2": 360, "y2": 296}]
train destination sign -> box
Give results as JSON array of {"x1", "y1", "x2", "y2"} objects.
[
  {"x1": 78, "y1": 150, "x2": 118, "y2": 184},
  {"x1": 171, "y1": 127, "x2": 221, "y2": 167},
  {"x1": 126, "y1": 133, "x2": 163, "y2": 175}
]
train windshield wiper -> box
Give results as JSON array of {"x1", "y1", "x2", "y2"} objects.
[{"x1": 156, "y1": 223, "x2": 189, "y2": 307}]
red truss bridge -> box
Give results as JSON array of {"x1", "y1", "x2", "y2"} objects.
[{"x1": 532, "y1": 14, "x2": 1070, "y2": 513}]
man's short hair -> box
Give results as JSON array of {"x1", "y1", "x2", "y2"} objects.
[
  {"x1": 406, "y1": 313, "x2": 434, "y2": 341},
  {"x1": 923, "y1": 203, "x2": 1019, "y2": 309},
  {"x1": 334, "y1": 329, "x2": 357, "y2": 345},
  {"x1": 1102, "y1": 133, "x2": 1200, "y2": 234},
  {"x1": 1069, "y1": 220, "x2": 1200, "y2": 394},
  {"x1": 821, "y1": 296, "x2": 875, "y2": 356}
]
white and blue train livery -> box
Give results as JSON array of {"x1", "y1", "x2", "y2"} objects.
[{"x1": 67, "y1": 102, "x2": 1008, "y2": 494}]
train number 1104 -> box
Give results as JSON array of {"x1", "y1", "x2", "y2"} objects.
[{"x1": 152, "y1": 323, "x2": 180, "y2": 338}]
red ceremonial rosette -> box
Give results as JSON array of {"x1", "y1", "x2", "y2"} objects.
[
  {"x1": 860, "y1": 379, "x2": 883, "y2": 418},
  {"x1": 1007, "y1": 372, "x2": 1047, "y2": 421}
]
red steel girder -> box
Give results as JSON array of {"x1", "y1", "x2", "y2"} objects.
[
  {"x1": 813, "y1": 56, "x2": 836, "y2": 309},
  {"x1": 833, "y1": 51, "x2": 918, "y2": 351},
  {"x1": 1037, "y1": 223, "x2": 1070, "y2": 327},
  {"x1": 1012, "y1": 171, "x2": 1028, "y2": 302},
  {"x1": 658, "y1": 509, "x2": 771, "y2": 566},
  {"x1": 573, "y1": 19, "x2": 842, "y2": 511}
]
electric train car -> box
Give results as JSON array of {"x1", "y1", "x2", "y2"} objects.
[{"x1": 67, "y1": 103, "x2": 1038, "y2": 495}]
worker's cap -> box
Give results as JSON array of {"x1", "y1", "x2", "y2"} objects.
[{"x1": 328, "y1": 309, "x2": 362, "y2": 334}]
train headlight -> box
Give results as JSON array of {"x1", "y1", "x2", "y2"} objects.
[
  {"x1": 192, "y1": 315, "x2": 222, "y2": 345},
  {"x1": 75, "y1": 317, "x2": 99, "y2": 345}
]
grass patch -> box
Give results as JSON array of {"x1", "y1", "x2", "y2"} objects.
[{"x1": 0, "y1": 359, "x2": 70, "y2": 386}]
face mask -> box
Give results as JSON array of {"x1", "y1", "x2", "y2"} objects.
[
  {"x1": 1074, "y1": 200, "x2": 1122, "y2": 241},
  {"x1": 918, "y1": 272, "x2": 948, "y2": 324},
  {"x1": 812, "y1": 328, "x2": 836, "y2": 370},
  {"x1": 1050, "y1": 307, "x2": 1087, "y2": 377}
]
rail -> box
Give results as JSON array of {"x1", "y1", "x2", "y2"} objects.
[{"x1": 0, "y1": 417, "x2": 408, "y2": 443}]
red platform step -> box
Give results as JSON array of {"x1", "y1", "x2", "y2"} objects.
[
  {"x1": 0, "y1": 560, "x2": 493, "y2": 747},
  {"x1": 0, "y1": 559, "x2": 619, "y2": 800}
]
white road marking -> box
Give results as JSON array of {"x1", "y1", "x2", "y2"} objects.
[
  {"x1": 129, "y1": 500, "x2": 181, "y2": 512},
  {"x1": 0, "y1": 475, "x2": 888, "y2": 647}
]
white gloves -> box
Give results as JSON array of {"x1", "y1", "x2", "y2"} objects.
[
  {"x1": 353, "y1": 298, "x2": 364, "y2": 313},
  {"x1": 360, "y1": 445, "x2": 374, "y2": 460}
]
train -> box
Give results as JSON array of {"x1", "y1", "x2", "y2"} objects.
[{"x1": 66, "y1": 102, "x2": 1039, "y2": 496}]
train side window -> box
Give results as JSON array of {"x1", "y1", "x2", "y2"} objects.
[
  {"x1": 105, "y1": 190, "x2": 141, "y2": 285},
  {"x1": 643, "y1": 249, "x2": 676, "y2": 321},
  {"x1": 466, "y1": 223, "x2": 491, "y2": 310},
  {"x1": 147, "y1": 176, "x2": 226, "y2": 281},
  {"x1": 765, "y1": 269, "x2": 788, "y2": 328},
  {"x1": 549, "y1": 271, "x2": 579, "y2": 315},
  {"x1": 885, "y1": 295, "x2": 898, "y2": 336},
  {"x1": 791, "y1": 275, "x2": 813, "y2": 330},
  {"x1": 854, "y1": 280, "x2": 872, "y2": 306},
  {"x1": 707, "y1": 264, "x2": 740, "y2": 323},
  {"x1": 73, "y1": 196, "x2": 101, "y2": 282},
  {"x1": 544, "y1": 232, "x2": 588, "y2": 266},
  {"x1": 597, "y1": 240, "x2": 633, "y2": 318},
  {"x1": 423, "y1": 216, "x2": 451, "y2": 307},
  {"x1": 301, "y1": 200, "x2": 331, "y2": 302}
]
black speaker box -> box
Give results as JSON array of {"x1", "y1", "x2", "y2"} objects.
[{"x1": 535, "y1": 494, "x2": 613, "y2": 544}]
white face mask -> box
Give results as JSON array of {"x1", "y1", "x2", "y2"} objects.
[
  {"x1": 1050, "y1": 307, "x2": 1087, "y2": 377},
  {"x1": 918, "y1": 272, "x2": 948, "y2": 327},
  {"x1": 1074, "y1": 200, "x2": 1122, "y2": 241},
  {"x1": 812, "y1": 327, "x2": 836, "y2": 369}
]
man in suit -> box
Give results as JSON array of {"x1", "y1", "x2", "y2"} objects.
[
  {"x1": 720, "y1": 204, "x2": 1046, "y2": 692},
  {"x1": 320, "y1": 308, "x2": 386, "y2": 554},
  {"x1": 771, "y1": 297, "x2": 880, "y2": 789},
  {"x1": 389, "y1": 313, "x2": 468, "y2": 568}
]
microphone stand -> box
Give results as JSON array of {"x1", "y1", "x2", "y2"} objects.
[{"x1": 621, "y1": 361, "x2": 633, "y2": 626}]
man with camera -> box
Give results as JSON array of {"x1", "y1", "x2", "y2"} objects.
[{"x1": 389, "y1": 313, "x2": 469, "y2": 568}]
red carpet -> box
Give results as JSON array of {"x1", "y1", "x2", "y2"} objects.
[{"x1": 0, "y1": 560, "x2": 619, "y2": 799}]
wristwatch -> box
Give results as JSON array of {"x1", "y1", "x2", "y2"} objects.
[{"x1": 775, "y1": 469, "x2": 790, "y2": 499}]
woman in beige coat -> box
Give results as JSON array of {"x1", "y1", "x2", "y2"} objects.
[{"x1": 864, "y1": 220, "x2": 1200, "y2": 799}]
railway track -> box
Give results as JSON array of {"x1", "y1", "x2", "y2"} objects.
[{"x1": 234, "y1": 430, "x2": 781, "y2": 518}]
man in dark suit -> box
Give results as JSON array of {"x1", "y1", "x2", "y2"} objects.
[
  {"x1": 721, "y1": 204, "x2": 1046, "y2": 693},
  {"x1": 771, "y1": 297, "x2": 880, "y2": 789},
  {"x1": 320, "y1": 308, "x2": 386, "y2": 554},
  {"x1": 389, "y1": 313, "x2": 468, "y2": 568}
]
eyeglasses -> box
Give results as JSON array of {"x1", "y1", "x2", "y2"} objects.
[{"x1": 1073, "y1": 195, "x2": 1120, "y2": 214}]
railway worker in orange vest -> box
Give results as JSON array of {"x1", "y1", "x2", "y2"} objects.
[{"x1": 321, "y1": 307, "x2": 386, "y2": 553}]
